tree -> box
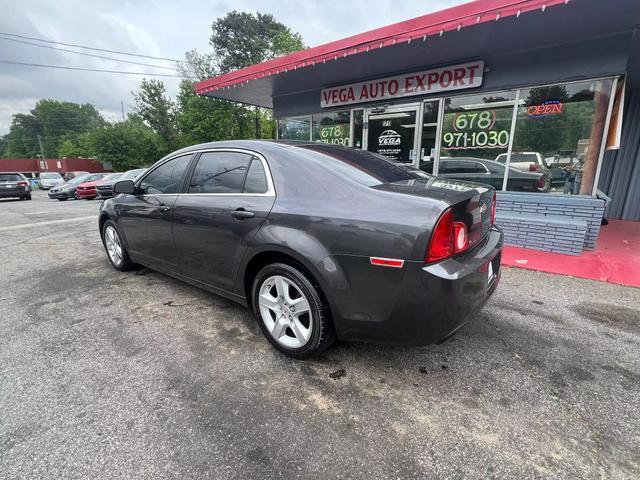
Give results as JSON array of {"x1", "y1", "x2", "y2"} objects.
[
  {"x1": 4, "y1": 114, "x2": 42, "y2": 157},
  {"x1": 0, "y1": 134, "x2": 7, "y2": 156},
  {"x1": 92, "y1": 115, "x2": 165, "y2": 170},
  {"x1": 3, "y1": 100, "x2": 103, "y2": 158},
  {"x1": 132, "y1": 79, "x2": 178, "y2": 149},
  {"x1": 210, "y1": 11, "x2": 304, "y2": 74}
]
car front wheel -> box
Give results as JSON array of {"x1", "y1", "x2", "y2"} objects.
[
  {"x1": 252, "y1": 263, "x2": 335, "y2": 359},
  {"x1": 101, "y1": 220, "x2": 134, "y2": 271}
]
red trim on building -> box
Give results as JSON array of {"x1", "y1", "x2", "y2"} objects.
[{"x1": 195, "y1": 0, "x2": 569, "y2": 95}]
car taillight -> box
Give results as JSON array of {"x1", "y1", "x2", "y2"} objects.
[
  {"x1": 536, "y1": 175, "x2": 545, "y2": 188},
  {"x1": 453, "y1": 222, "x2": 469, "y2": 252},
  {"x1": 426, "y1": 209, "x2": 470, "y2": 263},
  {"x1": 529, "y1": 163, "x2": 538, "y2": 172},
  {"x1": 491, "y1": 190, "x2": 497, "y2": 225},
  {"x1": 17, "y1": 181, "x2": 28, "y2": 186}
]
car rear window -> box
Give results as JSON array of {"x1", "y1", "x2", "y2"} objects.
[
  {"x1": 298, "y1": 144, "x2": 418, "y2": 186},
  {"x1": 41, "y1": 173, "x2": 62, "y2": 179},
  {"x1": 0, "y1": 174, "x2": 22, "y2": 181}
]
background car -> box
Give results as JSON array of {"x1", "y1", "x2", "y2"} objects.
[
  {"x1": 495, "y1": 152, "x2": 552, "y2": 191},
  {"x1": 63, "y1": 171, "x2": 90, "y2": 182},
  {"x1": 48, "y1": 173, "x2": 104, "y2": 201},
  {"x1": 37, "y1": 172, "x2": 64, "y2": 190},
  {"x1": 76, "y1": 173, "x2": 120, "y2": 200},
  {"x1": 96, "y1": 168, "x2": 145, "y2": 199},
  {"x1": 0, "y1": 172, "x2": 32, "y2": 200},
  {"x1": 420, "y1": 157, "x2": 548, "y2": 192},
  {"x1": 99, "y1": 141, "x2": 502, "y2": 358}
]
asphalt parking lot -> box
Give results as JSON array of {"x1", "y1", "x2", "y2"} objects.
[{"x1": 1, "y1": 191, "x2": 639, "y2": 479}]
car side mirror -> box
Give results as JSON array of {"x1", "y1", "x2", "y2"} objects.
[{"x1": 114, "y1": 179, "x2": 135, "y2": 195}]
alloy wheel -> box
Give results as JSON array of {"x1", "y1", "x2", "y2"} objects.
[
  {"x1": 258, "y1": 275, "x2": 312, "y2": 349},
  {"x1": 104, "y1": 225, "x2": 123, "y2": 267}
]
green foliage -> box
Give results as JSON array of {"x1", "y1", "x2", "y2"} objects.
[
  {"x1": 210, "y1": 11, "x2": 305, "y2": 73},
  {"x1": 91, "y1": 116, "x2": 166, "y2": 170},
  {"x1": 132, "y1": 79, "x2": 178, "y2": 150}
]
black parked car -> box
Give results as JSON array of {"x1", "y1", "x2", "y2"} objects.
[
  {"x1": 0, "y1": 172, "x2": 32, "y2": 200},
  {"x1": 421, "y1": 157, "x2": 548, "y2": 192},
  {"x1": 99, "y1": 141, "x2": 503, "y2": 358},
  {"x1": 48, "y1": 173, "x2": 105, "y2": 200}
]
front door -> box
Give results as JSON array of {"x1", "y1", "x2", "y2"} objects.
[
  {"x1": 173, "y1": 151, "x2": 275, "y2": 293},
  {"x1": 118, "y1": 154, "x2": 193, "y2": 272},
  {"x1": 365, "y1": 106, "x2": 420, "y2": 164}
]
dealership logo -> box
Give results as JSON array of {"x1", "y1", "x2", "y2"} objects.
[
  {"x1": 526, "y1": 100, "x2": 564, "y2": 118},
  {"x1": 378, "y1": 130, "x2": 401, "y2": 146}
]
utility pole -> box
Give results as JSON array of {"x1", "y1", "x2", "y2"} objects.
[
  {"x1": 37, "y1": 134, "x2": 46, "y2": 161},
  {"x1": 121, "y1": 101, "x2": 125, "y2": 121}
]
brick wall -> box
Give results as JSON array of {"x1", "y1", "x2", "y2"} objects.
[{"x1": 495, "y1": 192, "x2": 606, "y2": 253}]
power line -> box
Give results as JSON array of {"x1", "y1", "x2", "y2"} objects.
[
  {"x1": 0, "y1": 31, "x2": 187, "y2": 63},
  {"x1": 0, "y1": 34, "x2": 181, "y2": 71},
  {"x1": 0, "y1": 59, "x2": 187, "y2": 77}
]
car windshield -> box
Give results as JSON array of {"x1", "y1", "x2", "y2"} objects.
[
  {"x1": 298, "y1": 144, "x2": 420, "y2": 186},
  {"x1": 0, "y1": 174, "x2": 23, "y2": 182},
  {"x1": 41, "y1": 173, "x2": 62, "y2": 179},
  {"x1": 101, "y1": 173, "x2": 122, "y2": 181},
  {"x1": 66, "y1": 175, "x2": 90, "y2": 185},
  {"x1": 123, "y1": 169, "x2": 145, "y2": 179}
]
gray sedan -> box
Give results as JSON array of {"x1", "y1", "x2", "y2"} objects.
[{"x1": 99, "y1": 141, "x2": 503, "y2": 358}]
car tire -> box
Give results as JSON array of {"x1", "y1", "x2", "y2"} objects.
[
  {"x1": 58, "y1": 198, "x2": 67, "y2": 201},
  {"x1": 252, "y1": 262, "x2": 335, "y2": 359},
  {"x1": 25, "y1": 194, "x2": 31, "y2": 200},
  {"x1": 101, "y1": 220, "x2": 135, "y2": 271}
]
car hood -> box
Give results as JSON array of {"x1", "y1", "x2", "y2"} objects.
[{"x1": 78, "y1": 182, "x2": 98, "y2": 188}]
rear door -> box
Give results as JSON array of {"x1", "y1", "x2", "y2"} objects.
[
  {"x1": 118, "y1": 154, "x2": 193, "y2": 272},
  {"x1": 173, "y1": 150, "x2": 275, "y2": 292}
]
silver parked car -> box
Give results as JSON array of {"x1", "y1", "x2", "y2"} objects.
[{"x1": 38, "y1": 172, "x2": 65, "y2": 190}]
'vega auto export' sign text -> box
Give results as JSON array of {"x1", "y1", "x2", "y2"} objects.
[{"x1": 321, "y1": 61, "x2": 484, "y2": 108}]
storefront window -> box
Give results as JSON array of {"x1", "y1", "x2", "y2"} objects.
[
  {"x1": 426, "y1": 92, "x2": 515, "y2": 190},
  {"x1": 312, "y1": 111, "x2": 351, "y2": 146},
  {"x1": 278, "y1": 116, "x2": 311, "y2": 140},
  {"x1": 509, "y1": 79, "x2": 614, "y2": 194}
]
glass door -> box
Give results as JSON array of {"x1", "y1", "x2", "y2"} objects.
[{"x1": 365, "y1": 106, "x2": 420, "y2": 163}]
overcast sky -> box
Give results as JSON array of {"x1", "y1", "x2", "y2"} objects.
[{"x1": 0, "y1": 0, "x2": 464, "y2": 135}]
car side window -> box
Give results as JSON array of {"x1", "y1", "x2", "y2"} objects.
[
  {"x1": 243, "y1": 157, "x2": 268, "y2": 194},
  {"x1": 139, "y1": 154, "x2": 192, "y2": 195},
  {"x1": 188, "y1": 152, "x2": 252, "y2": 194}
]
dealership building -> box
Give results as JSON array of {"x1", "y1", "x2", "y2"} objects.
[{"x1": 196, "y1": 0, "x2": 640, "y2": 256}]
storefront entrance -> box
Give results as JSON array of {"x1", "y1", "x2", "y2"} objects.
[
  {"x1": 364, "y1": 105, "x2": 420, "y2": 163},
  {"x1": 363, "y1": 100, "x2": 441, "y2": 166}
]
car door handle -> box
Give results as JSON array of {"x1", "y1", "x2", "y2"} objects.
[
  {"x1": 159, "y1": 205, "x2": 172, "y2": 213},
  {"x1": 231, "y1": 208, "x2": 255, "y2": 219}
]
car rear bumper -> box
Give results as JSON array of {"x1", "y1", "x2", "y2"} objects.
[
  {"x1": 326, "y1": 227, "x2": 503, "y2": 345},
  {"x1": 0, "y1": 189, "x2": 29, "y2": 198}
]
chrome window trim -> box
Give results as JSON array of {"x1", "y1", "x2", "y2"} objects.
[{"x1": 135, "y1": 148, "x2": 276, "y2": 197}]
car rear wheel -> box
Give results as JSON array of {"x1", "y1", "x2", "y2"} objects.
[
  {"x1": 102, "y1": 220, "x2": 134, "y2": 271},
  {"x1": 252, "y1": 263, "x2": 335, "y2": 358}
]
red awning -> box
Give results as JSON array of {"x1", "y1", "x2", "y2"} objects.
[{"x1": 195, "y1": 0, "x2": 568, "y2": 95}]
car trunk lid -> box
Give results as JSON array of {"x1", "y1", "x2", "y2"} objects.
[{"x1": 372, "y1": 177, "x2": 495, "y2": 249}]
